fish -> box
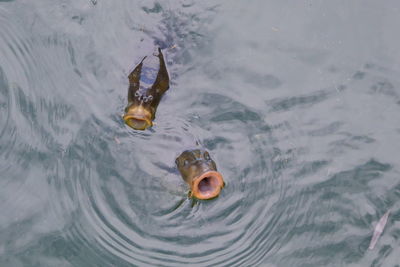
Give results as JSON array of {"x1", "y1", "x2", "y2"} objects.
[
  {"x1": 123, "y1": 47, "x2": 170, "y2": 130},
  {"x1": 175, "y1": 149, "x2": 225, "y2": 200},
  {"x1": 368, "y1": 210, "x2": 390, "y2": 250}
]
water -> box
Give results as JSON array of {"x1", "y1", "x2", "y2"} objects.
[{"x1": 1, "y1": 0, "x2": 400, "y2": 266}]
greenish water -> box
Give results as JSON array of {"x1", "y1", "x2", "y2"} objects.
[{"x1": 1, "y1": 0, "x2": 400, "y2": 266}]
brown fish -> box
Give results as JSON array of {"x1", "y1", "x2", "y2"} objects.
[
  {"x1": 123, "y1": 48, "x2": 169, "y2": 130},
  {"x1": 176, "y1": 149, "x2": 224, "y2": 200}
]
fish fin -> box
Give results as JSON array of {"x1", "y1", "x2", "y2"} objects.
[{"x1": 128, "y1": 56, "x2": 146, "y2": 82}]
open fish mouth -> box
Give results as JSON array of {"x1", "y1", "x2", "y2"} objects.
[
  {"x1": 191, "y1": 170, "x2": 224, "y2": 200},
  {"x1": 123, "y1": 106, "x2": 152, "y2": 130}
]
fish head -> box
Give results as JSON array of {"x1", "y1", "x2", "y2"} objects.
[{"x1": 176, "y1": 149, "x2": 224, "y2": 200}]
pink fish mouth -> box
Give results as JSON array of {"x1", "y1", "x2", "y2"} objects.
[{"x1": 191, "y1": 171, "x2": 224, "y2": 200}]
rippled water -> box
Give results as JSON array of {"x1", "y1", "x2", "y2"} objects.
[{"x1": 1, "y1": 0, "x2": 400, "y2": 266}]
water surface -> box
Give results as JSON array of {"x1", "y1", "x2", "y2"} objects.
[{"x1": 1, "y1": 0, "x2": 400, "y2": 266}]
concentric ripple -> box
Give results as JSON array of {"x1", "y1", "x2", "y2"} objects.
[
  {"x1": 0, "y1": 5, "x2": 39, "y2": 211},
  {"x1": 53, "y1": 97, "x2": 284, "y2": 266}
]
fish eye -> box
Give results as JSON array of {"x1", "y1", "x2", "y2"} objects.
[
  {"x1": 184, "y1": 160, "x2": 189, "y2": 166},
  {"x1": 204, "y1": 152, "x2": 210, "y2": 160}
]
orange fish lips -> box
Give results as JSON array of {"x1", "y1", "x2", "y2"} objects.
[
  {"x1": 191, "y1": 170, "x2": 224, "y2": 200},
  {"x1": 123, "y1": 106, "x2": 152, "y2": 130}
]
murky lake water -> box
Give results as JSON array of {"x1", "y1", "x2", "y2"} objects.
[{"x1": 1, "y1": 0, "x2": 400, "y2": 266}]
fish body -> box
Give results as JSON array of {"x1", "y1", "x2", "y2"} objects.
[
  {"x1": 176, "y1": 149, "x2": 224, "y2": 200},
  {"x1": 123, "y1": 48, "x2": 169, "y2": 130}
]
